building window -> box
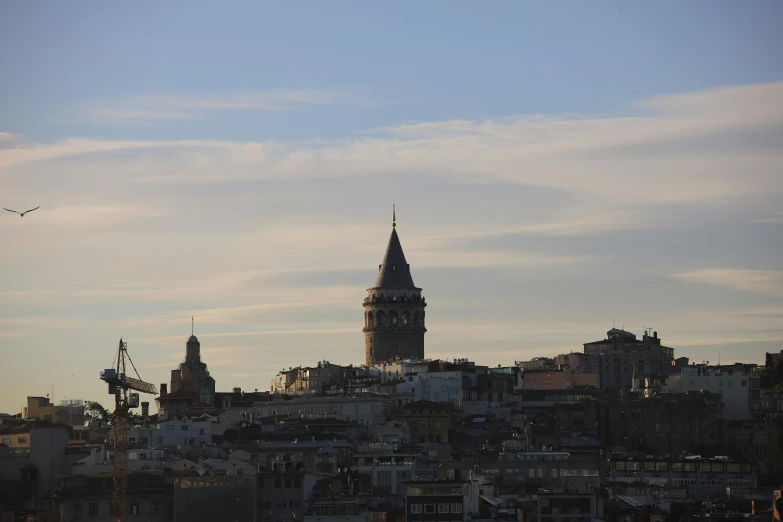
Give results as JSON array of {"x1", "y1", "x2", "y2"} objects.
[
  {"x1": 17, "y1": 437, "x2": 27, "y2": 444},
  {"x1": 130, "y1": 502, "x2": 140, "y2": 515},
  {"x1": 438, "y1": 504, "x2": 450, "y2": 513},
  {"x1": 410, "y1": 504, "x2": 422, "y2": 514},
  {"x1": 157, "y1": 437, "x2": 163, "y2": 445},
  {"x1": 181, "y1": 425, "x2": 188, "y2": 431},
  {"x1": 167, "y1": 425, "x2": 173, "y2": 431},
  {"x1": 74, "y1": 503, "x2": 83, "y2": 516},
  {"x1": 424, "y1": 504, "x2": 436, "y2": 514},
  {"x1": 451, "y1": 503, "x2": 463, "y2": 513},
  {"x1": 275, "y1": 479, "x2": 282, "y2": 488},
  {"x1": 88, "y1": 503, "x2": 99, "y2": 516},
  {"x1": 294, "y1": 478, "x2": 302, "y2": 488},
  {"x1": 150, "y1": 503, "x2": 158, "y2": 515},
  {"x1": 1, "y1": 437, "x2": 10, "y2": 445}
]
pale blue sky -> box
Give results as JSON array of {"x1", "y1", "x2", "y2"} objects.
[
  {"x1": 2, "y1": 1, "x2": 782, "y2": 141},
  {"x1": 0, "y1": 2, "x2": 781, "y2": 414}
]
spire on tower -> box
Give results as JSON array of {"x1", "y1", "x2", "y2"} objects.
[
  {"x1": 374, "y1": 226, "x2": 415, "y2": 289},
  {"x1": 393, "y1": 204, "x2": 396, "y2": 228}
]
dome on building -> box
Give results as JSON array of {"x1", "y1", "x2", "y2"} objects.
[{"x1": 188, "y1": 334, "x2": 198, "y2": 343}]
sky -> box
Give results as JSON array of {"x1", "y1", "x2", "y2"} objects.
[{"x1": 0, "y1": 1, "x2": 782, "y2": 415}]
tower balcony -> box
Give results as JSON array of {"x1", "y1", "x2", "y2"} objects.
[
  {"x1": 363, "y1": 324, "x2": 427, "y2": 333},
  {"x1": 363, "y1": 294, "x2": 426, "y2": 305}
]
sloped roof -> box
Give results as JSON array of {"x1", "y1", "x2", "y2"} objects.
[{"x1": 373, "y1": 228, "x2": 416, "y2": 289}]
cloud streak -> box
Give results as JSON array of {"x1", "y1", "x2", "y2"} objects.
[
  {"x1": 2, "y1": 82, "x2": 781, "y2": 206},
  {"x1": 670, "y1": 269, "x2": 783, "y2": 297},
  {"x1": 66, "y1": 89, "x2": 364, "y2": 125}
]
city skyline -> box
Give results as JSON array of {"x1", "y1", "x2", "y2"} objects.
[{"x1": 1, "y1": 1, "x2": 782, "y2": 414}]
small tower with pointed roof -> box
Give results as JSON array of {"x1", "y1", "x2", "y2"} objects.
[{"x1": 363, "y1": 208, "x2": 427, "y2": 366}]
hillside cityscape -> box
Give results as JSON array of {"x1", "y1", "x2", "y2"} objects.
[
  {"x1": 2, "y1": 218, "x2": 782, "y2": 522},
  {"x1": 2, "y1": 2, "x2": 782, "y2": 522}
]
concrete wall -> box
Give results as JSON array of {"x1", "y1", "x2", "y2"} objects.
[
  {"x1": 31, "y1": 427, "x2": 72, "y2": 498},
  {"x1": 663, "y1": 365, "x2": 758, "y2": 420}
]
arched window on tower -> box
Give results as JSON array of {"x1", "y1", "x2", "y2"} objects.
[
  {"x1": 422, "y1": 311, "x2": 425, "y2": 327},
  {"x1": 392, "y1": 346, "x2": 397, "y2": 355},
  {"x1": 367, "y1": 311, "x2": 374, "y2": 327},
  {"x1": 390, "y1": 311, "x2": 398, "y2": 325},
  {"x1": 377, "y1": 310, "x2": 386, "y2": 326},
  {"x1": 402, "y1": 310, "x2": 410, "y2": 325},
  {"x1": 413, "y1": 311, "x2": 420, "y2": 326}
]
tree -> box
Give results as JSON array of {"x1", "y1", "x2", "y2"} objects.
[{"x1": 84, "y1": 400, "x2": 112, "y2": 426}]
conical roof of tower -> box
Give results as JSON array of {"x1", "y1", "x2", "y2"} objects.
[{"x1": 374, "y1": 228, "x2": 416, "y2": 289}]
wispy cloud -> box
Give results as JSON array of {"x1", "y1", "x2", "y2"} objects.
[
  {"x1": 4, "y1": 82, "x2": 781, "y2": 204},
  {"x1": 670, "y1": 269, "x2": 783, "y2": 297},
  {"x1": 0, "y1": 132, "x2": 22, "y2": 147},
  {"x1": 66, "y1": 89, "x2": 363, "y2": 125},
  {"x1": 755, "y1": 212, "x2": 783, "y2": 224},
  {"x1": 0, "y1": 204, "x2": 170, "y2": 229},
  {"x1": 134, "y1": 327, "x2": 357, "y2": 346}
]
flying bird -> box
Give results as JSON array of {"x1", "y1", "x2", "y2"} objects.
[{"x1": 3, "y1": 206, "x2": 40, "y2": 217}]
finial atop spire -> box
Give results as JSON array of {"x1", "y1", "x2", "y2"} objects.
[
  {"x1": 191, "y1": 316, "x2": 194, "y2": 336},
  {"x1": 392, "y1": 205, "x2": 396, "y2": 228}
]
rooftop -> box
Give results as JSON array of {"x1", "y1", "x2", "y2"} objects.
[{"x1": 373, "y1": 227, "x2": 417, "y2": 289}]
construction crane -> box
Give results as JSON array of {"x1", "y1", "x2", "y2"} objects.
[{"x1": 100, "y1": 339, "x2": 157, "y2": 522}]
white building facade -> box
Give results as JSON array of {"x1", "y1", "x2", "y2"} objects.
[{"x1": 662, "y1": 364, "x2": 760, "y2": 420}]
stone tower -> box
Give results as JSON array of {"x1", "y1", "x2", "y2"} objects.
[
  {"x1": 363, "y1": 211, "x2": 426, "y2": 366},
  {"x1": 169, "y1": 333, "x2": 216, "y2": 405}
]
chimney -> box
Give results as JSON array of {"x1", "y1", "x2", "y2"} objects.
[
  {"x1": 141, "y1": 402, "x2": 149, "y2": 418},
  {"x1": 160, "y1": 384, "x2": 168, "y2": 396}
]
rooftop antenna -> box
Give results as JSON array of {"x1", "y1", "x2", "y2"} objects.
[{"x1": 392, "y1": 205, "x2": 396, "y2": 228}]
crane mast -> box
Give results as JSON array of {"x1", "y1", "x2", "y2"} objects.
[{"x1": 100, "y1": 339, "x2": 157, "y2": 522}]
